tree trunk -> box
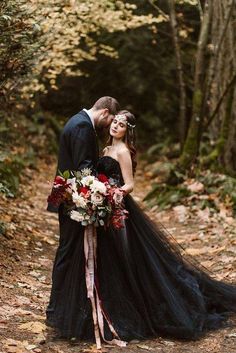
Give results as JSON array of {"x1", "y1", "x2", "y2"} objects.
[
  {"x1": 202, "y1": 84, "x2": 234, "y2": 167},
  {"x1": 204, "y1": 0, "x2": 236, "y2": 173},
  {"x1": 178, "y1": 0, "x2": 212, "y2": 171},
  {"x1": 224, "y1": 86, "x2": 236, "y2": 175},
  {"x1": 168, "y1": 0, "x2": 187, "y2": 149}
]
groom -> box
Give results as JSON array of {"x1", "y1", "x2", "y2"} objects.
[{"x1": 46, "y1": 96, "x2": 120, "y2": 325}]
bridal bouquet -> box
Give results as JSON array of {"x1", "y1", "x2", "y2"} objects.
[{"x1": 47, "y1": 168, "x2": 128, "y2": 229}]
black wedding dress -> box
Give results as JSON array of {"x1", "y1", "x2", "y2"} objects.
[{"x1": 46, "y1": 156, "x2": 236, "y2": 343}]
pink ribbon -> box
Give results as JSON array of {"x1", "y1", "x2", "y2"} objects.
[{"x1": 84, "y1": 225, "x2": 127, "y2": 349}]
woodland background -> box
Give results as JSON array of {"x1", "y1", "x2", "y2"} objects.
[
  {"x1": 0, "y1": 0, "x2": 236, "y2": 213},
  {"x1": 1, "y1": 1, "x2": 236, "y2": 352}
]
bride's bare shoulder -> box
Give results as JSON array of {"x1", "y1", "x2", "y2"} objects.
[
  {"x1": 117, "y1": 146, "x2": 131, "y2": 159},
  {"x1": 102, "y1": 146, "x2": 111, "y2": 155}
]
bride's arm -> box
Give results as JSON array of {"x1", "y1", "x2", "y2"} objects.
[{"x1": 117, "y1": 149, "x2": 134, "y2": 194}]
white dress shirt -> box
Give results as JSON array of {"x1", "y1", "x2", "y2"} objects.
[{"x1": 83, "y1": 108, "x2": 95, "y2": 128}]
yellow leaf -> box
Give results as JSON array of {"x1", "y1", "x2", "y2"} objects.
[{"x1": 18, "y1": 321, "x2": 46, "y2": 334}]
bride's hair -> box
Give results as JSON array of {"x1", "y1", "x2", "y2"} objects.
[{"x1": 108, "y1": 110, "x2": 137, "y2": 175}]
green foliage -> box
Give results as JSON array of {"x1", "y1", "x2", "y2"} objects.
[
  {"x1": 0, "y1": 0, "x2": 41, "y2": 106},
  {"x1": 198, "y1": 171, "x2": 236, "y2": 214},
  {"x1": 220, "y1": 178, "x2": 236, "y2": 214},
  {"x1": 145, "y1": 168, "x2": 236, "y2": 215},
  {"x1": 0, "y1": 109, "x2": 59, "y2": 196},
  {"x1": 0, "y1": 183, "x2": 14, "y2": 198},
  {"x1": 37, "y1": 0, "x2": 200, "y2": 149},
  {"x1": 0, "y1": 149, "x2": 36, "y2": 196},
  {"x1": 0, "y1": 152, "x2": 25, "y2": 195},
  {"x1": 63, "y1": 170, "x2": 70, "y2": 179},
  {"x1": 144, "y1": 183, "x2": 191, "y2": 210},
  {"x1": 145, "y1": 139, "x2": 180, "y2": 164},
  {"x1": 39, "y1": 24, "x2": 179, "y2": 147}
]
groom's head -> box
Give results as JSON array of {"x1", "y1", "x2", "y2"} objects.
[{"x1": 91, "y1": 96, "x2": 120, "y2": 128}]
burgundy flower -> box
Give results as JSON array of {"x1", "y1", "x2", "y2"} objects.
[
  {"x1": 98, "y1": 173, "x2": 108, "y2": 183},
  {"x1": 79, "y1": 186, "x2": 90, "y2": 195},
  {"x1": 54, "y1": 176, "x2": 67, "y2": 185},
  {"x1": 111, "y1": 209, "x2": 129, "y2": 229},
  {"x1": 47, "y1": 186, "x2": 65, "y2": 207}
]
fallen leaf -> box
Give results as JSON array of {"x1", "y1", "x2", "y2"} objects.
[
  {"x1": 0, "y1": 281, "x2": 14, "y2": 289},
  {"x1": 82, "y1": 344, "x2": 108, "y2": 352},
  {"x1": 2, "y1": 338, "x2": 30, "y2": 353},
  {"x1": 137, "y1": 344, "x2": 153, "y2": 350},
  {"x1": 197, "y1": 208, "x2": 211, "y2": 222},
  {"x1": 225, "y1": 333, "x2": 236, "y2": 338},
  {"x1": 200, "y1": 260, "x2": 215, "y2": 268},
  {"x1": 15, "y1": 295, "x2": 31, "y2": 305},
  {"x1": 186, "y1": 181, "x2": 204, "y2": 193},
  {"x1": 163, "y1": 340, "x2": 175, "y2": 346},
  {"x1": 29, "y1": 271, "x2": 41, "y2": 278},
  {"x1": 25, "y1": 345, "x2": 38, "y2": 350},
  {"x1": 18, "y1": 321, "x2": 46, "y2": 334},
  {"x1": 208, "y1": 245, "x2": 226, "y2": 254},
  {"x1": 17, "y1": 282, "x2": 32, "y2": 289},
  {"x1": 43, "y1": 237, "x2": 56, "y2": 245},
  {"x1": 186, "y1": 248, "x2": 206, "y2": 256},
  {"x1": 173, "y1": 205, "x2": 188, "y2": 223}
]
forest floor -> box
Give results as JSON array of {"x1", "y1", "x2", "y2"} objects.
[{"x1": 0, "y1": 157, "x2": 236, "y2": 353}]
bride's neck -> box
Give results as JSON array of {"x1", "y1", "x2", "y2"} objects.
[{"x1": 111, "y1": 137, "x2": 123, "y2": 147}]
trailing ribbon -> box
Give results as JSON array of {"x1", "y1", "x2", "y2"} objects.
[{"x1": 84, "y1": 225, "x2": 127, "y2": 349}]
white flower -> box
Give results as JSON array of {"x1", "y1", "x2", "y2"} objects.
[
  {"x1": 99, "y1": 219, "x2": 105, "y2": 226},
  {"x1": 91, "y1": 192, "x2": 104, "y2": 206},
  {"x1": 81, "y1": 168, "x2": 92, "y2": 176},
  {"x1": 70, "y1": 210, "x2": 84, "y2": 223},
  {"x1": 113, "y1": 189, "x2": 124, "y2": 205},
  {"x1": 90, "y1": 180, "x2": 107, "y2": 195},
  {"x1": 67, "y1": 177, "x2": 77, "y2": 194},
  {"x1": 72, "y1": 192, "x2": 88, "y2": 208},
  {"x1": 81, "y1": 175, "x2": 95, "y2": 187}
]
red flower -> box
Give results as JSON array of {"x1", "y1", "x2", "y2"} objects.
[
  {"x1": 98, "y1": 173, "x2": 108, "y2": 183},
  {"x1": 47, "y1": 186, "x2": 65, "y2": 207},
  {"x1": 79, "y1": 186, "x2": 90, "y2": 195},
  {"x1": 54, "y1": 176, "x2": 67, "y2": 186},
  {"x1": 111, "y1": 209, "x2": 129, "y2": 229}
]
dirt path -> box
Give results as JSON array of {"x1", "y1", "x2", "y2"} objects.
[{"x1": 0, "y1": 158, "x2": 236, "y2": 353}]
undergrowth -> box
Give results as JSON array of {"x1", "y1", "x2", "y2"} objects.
[{"x1": 144, "y1": 168, "x2": 236, "y2": 215}]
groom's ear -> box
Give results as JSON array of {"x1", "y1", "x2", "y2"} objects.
[{"x1": 103, "y1": 108, "x2": 109, "y2": 116}]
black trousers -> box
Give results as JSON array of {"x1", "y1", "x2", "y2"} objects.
[{"x1": 46, "y1": 205, "x2": 84, "y2": 321}]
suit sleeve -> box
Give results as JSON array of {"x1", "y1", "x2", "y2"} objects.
[{"x1": 70, "y1": 123, "x2": 96, "y2": 172}]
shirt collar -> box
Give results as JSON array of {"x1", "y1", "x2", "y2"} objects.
[{"x1": 83, "y1": 108, "x2": 95, "y2": 128}]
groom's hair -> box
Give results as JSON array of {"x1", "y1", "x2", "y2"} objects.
[{"x1": 93, "y1": 96, "x2": 120, "y2": 115}]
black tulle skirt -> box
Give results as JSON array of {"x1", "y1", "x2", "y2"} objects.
[{"x1": 46, "y1": 194, "x2": 236, "y2": 342}]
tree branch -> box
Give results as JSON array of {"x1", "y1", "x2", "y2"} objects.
[
  {"x1": 197, "y1": 0, "x2": 203, "y2": 21},
  {"x1": 215, "y1": 0, "x2": 235, "y2": 59},
  {"x1": 148, "y1": 0, "x2": 169, "y2": 21},
  {"x1": 205, "y1": 74, "x2": 236, "y2": 128},
  {"x1": 205, "y1": 0, "x2": 235, "y2": 99}
]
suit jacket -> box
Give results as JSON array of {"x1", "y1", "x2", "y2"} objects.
[{"x1": 47, "y1": 110, "x2": 99, "y2": 212}]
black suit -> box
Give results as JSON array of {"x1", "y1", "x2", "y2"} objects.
[
  {"x1": 47, "y1": 110, "x2": 99, "y2": 212},
  {"x1": 46, "y1": 110, "x2": 99, "y2": 323}
]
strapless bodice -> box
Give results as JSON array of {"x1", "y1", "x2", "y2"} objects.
[{"x1": 97, "y1": 156, "x2": 123, "y2": 185}]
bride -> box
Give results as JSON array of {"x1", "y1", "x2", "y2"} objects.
[{"x1": 48, "y1": 110, "x2": 236, "y2": 347}]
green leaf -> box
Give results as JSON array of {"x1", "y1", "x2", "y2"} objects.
[{"x1": 63, "y1": 170, "x2": 70, "y2": 179}]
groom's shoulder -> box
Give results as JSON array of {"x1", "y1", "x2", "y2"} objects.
[
  {"x1": 71, "y1": 110, "x2": 88, "y2": 121},
  {"x1": 64, "y1": 110, "x2": 91, "y2": 131}
]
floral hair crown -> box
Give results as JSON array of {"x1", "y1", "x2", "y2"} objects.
[{"x1": 115, "y1": 114, "x2": 136, "y2": 129}]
